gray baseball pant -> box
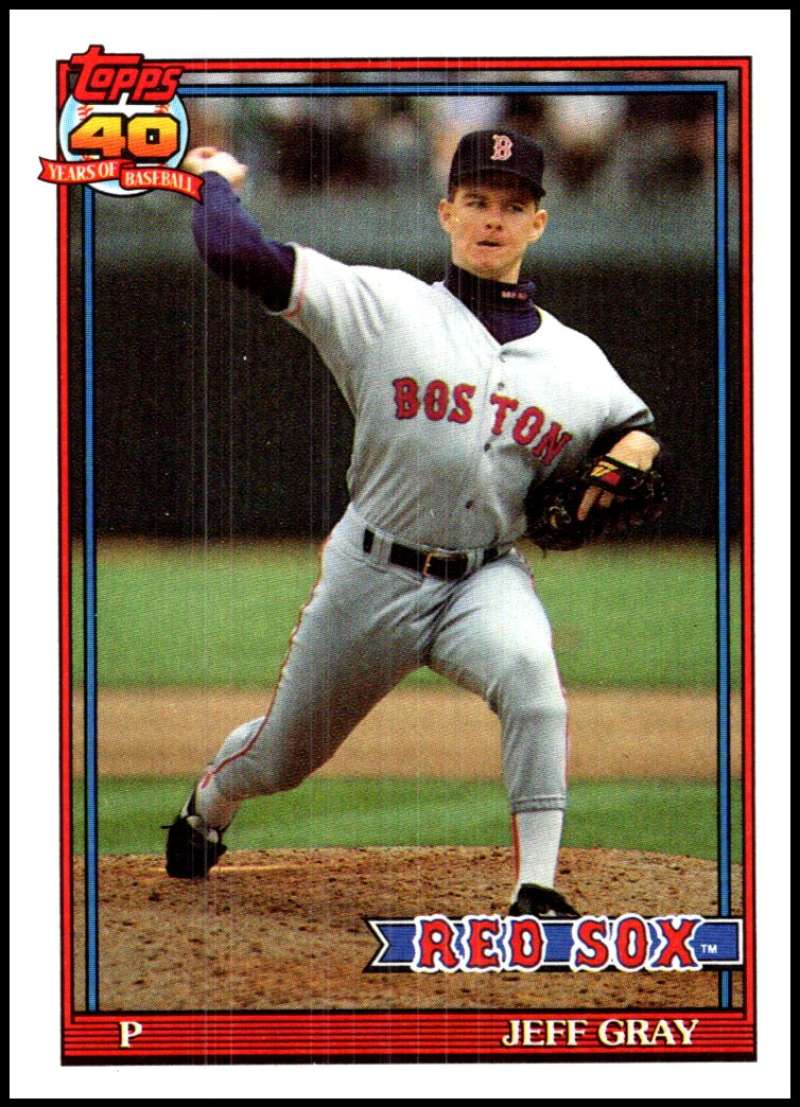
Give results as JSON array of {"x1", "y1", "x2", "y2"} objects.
[{"x1": 197, "y1": 504, "x2": 567, "y2": 823}]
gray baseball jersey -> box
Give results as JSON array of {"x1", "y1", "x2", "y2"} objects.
[
  {"x1": 194, "y1": 244, "x2": 652, "y2": 842},
  {"x1": 280, "y1": 246, "x2": 651, "y2": 548}
]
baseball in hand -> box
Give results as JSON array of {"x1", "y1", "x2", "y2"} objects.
[{"x1": 182, "y1": 146, "x2": 248, "y2": 190}]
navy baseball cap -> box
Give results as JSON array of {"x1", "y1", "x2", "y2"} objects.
[{"x1": 448, "y1": 129, "x2": 546, "y2": 200}]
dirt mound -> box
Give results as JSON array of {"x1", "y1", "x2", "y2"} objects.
[{"x1": 76, "y1": 846, "x2": 742, "y2": 1012}]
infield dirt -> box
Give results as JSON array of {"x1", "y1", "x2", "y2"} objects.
[{"x1": 74, "y1": 686, "x2": 741, "y2": 779}]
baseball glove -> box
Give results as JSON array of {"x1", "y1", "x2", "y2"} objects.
[{"x1": 524, "y1": 454, "x2": 666, "y2": 552}]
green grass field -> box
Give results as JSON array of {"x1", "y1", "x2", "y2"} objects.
[
  {"x1": 75, "y1": 540, "x2": 740, "y2": 690},
  {"x1": 72, "y1": 540, "x2": 743, "y2": 861},
  {"x1": 75, "y1": 776, "x2": 742, "y2": 863}
]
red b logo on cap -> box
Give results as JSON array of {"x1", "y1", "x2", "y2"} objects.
[{"x1": 490, "y1": 134, "x2": 513, "y2": 161}]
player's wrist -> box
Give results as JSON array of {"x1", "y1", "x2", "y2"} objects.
[
  {"x1": 182, "y1": 147, "x2": 248, "y2": 190},
  {"x1": 609, "y1": 430, "x2": 660, "y2": 469}
]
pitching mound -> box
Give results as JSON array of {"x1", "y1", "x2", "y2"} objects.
[{"x1": 77, "y1": 846, "x2": 742, "y2": 1011}]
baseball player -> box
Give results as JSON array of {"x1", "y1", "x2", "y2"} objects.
[{"x1": 165, "y1": 129, "x2": 660, "y2": 917}]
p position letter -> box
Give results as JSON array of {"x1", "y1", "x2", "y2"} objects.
[{"x1": 119, "y1": 1020, "x2": 143, "y2": 1048}]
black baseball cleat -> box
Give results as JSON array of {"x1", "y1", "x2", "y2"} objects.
[
  {"x1": 163, "y1": 790, "x2": 228, "y2": 879},
  {"x1": 508, "y1": 883, "x2": 580, "y2": 918}
]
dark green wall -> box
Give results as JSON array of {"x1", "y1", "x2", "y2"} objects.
[{"x1": 70, "y1": 258, "x2": 741, "y2": 540}]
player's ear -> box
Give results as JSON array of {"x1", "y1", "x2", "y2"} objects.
[
  {"x1": 438, "y1": 197, "x2": 455, "y2": 235},
  {"x1": 527, "y1": 207, "x2": 548, "y2": 245}
]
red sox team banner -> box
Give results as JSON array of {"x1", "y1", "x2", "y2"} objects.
[{"x1": 365, "y1": 915, "x2": 743, "y2": 973}]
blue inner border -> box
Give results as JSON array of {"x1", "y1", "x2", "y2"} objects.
[
  {"x1": 714, "y1": 87, "x2": 732, "y2": 1010},
  {"x1": 179, "y1": 82, "x2": 724, "y2": 96},
  {"x1": 81, "y1": 78, "x2": 732, "y2": 1013},
  {"x1": 83, "y1": 187, "x2": 99, "y2": 1011}
]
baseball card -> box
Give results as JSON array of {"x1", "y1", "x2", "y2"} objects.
[{"x1": 11, "y1": 11, "x2": 790, "y2": 1099}]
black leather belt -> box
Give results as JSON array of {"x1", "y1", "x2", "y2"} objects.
[{"x1": 363, "y1": 528, "x2": 501, "y2": 581}]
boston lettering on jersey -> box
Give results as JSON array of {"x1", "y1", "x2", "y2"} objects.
[{"x1": 392, "y1": 377, "x2": 573, "y2": 466}]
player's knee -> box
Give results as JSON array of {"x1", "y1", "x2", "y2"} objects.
[
  {"x1": 488, "y1": 653, "x2": 567, "y2": 737},
  {"x1": 520, "y1": 696, "x2": 568, "y2": 739},
  {"x1": 490, "y1": 642, "x2": 563, "y2": 701}
]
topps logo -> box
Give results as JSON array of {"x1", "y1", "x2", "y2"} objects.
[
  {"x1": 41, "y1": 45, "x2": 195, "y2": 199},
  {"x1": 70, "y1": 44, "x2": 182, "y2": 104}
]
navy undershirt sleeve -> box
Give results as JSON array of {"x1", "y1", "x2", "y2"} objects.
[{"x1": 192, "y1": 172, "x2": 295, "y2": 312}]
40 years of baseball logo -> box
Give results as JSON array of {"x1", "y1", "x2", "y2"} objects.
[
  {"x1": 45, "y1": 45, "x2": 754, "y2": 1067},
  {"x1": 40, "y1": 45, "x2": 201, "y2": 199}
]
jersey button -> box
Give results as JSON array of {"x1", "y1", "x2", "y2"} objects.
[
  {"x1": 465, "y1": 500, "x2": 474, "y2": 509},
  {"x1": 497, "y1": 382, "x2": 505, "y2": 389},
  {"x1": 484, "y1": 442, "x2": 491, "y2": 452}
]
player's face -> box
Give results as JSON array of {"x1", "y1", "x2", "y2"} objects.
[{"x1": 438, "y1": 180, "x2": 548, "y2": 283}]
